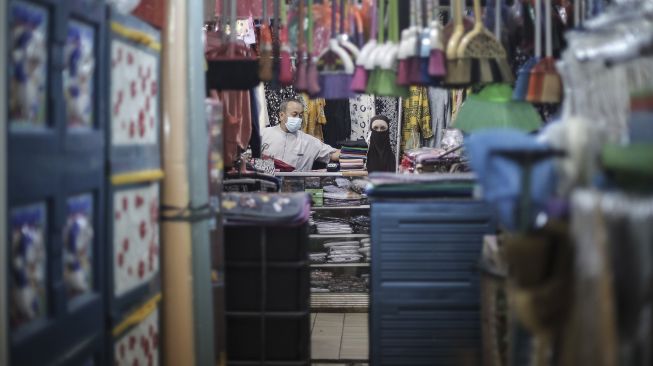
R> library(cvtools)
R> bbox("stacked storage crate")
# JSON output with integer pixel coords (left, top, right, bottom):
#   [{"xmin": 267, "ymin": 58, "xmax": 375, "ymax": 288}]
[
  {"xmin": 106, "ymin": 10, "xmax": 163, "ymax": 366},
  {"xmin": 224, "ymin": 213, "xmax": 311, "ymax": 365},
  {"xmin": 6, "ymin": 0, "xmax": 108, "ymax": 363}
]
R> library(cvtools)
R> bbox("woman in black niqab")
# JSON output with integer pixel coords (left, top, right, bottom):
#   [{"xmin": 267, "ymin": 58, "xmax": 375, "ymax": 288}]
[{"xmin": 366, "ymin": 115, "xmax": 396, "ymax": 172}]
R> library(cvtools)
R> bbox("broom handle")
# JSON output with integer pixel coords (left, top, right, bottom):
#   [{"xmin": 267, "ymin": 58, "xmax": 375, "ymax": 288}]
[
  {"xmin": 545, "ymin": 0, "xmax": 552, "ymax": 58},
  {"xmin": 371, "ymin": 0, "xmax": 378, "ymax": 40},
  {"xmin": 494, "ymin": 0, "xmax": 501, "ymax": 39},
  {"xmin": 308, "ymin": 0, "xmax": 314, "ymax": 54},
  {"xmin": 391, "ymin": 0, "xmax": 399, "ymax": 42},
  {"xmin": 230, "ymin": 0, "xmax": 236, "ymax": 41},
  {"xmin": 535, "ymin": 0, "xmax": 542, "ymax": 58},
  {"xmin": 298, "ymin": 0, "xmax": 305, "ymax": 53},
  {"xmin": 340, "ymin": 0, "xmax": 346, "ymax": 34},
  {"xmin": 332, "ymin": 0, "xmax": 337, "ymax": 39},
  {"xmin": 472, "ymin": 0, "xmax": 482, "ymax": 31},
  {"xmin": 377, "ymin": 0, "xmax": 385, "ymax": 43},
  {"xmin": 263, "ymin": 0, "xmax": 268, "ymax": 24}
]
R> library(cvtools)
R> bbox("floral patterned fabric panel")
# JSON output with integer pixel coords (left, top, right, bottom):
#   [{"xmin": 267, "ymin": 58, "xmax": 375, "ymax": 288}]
[
  {"xmin": 349, "ymin": 94, "xmax": 375, "ymax": 142},
  {"xmin": 113, "ymin": 183, "xmax": 160, "ymax": 297},
  {"xmin": 64, "ymin": 21, "xmax": 95, "ymax": 129},
  {"xmin": 10, "ymin": 203, "xmax": 47, "ymax": 329},
  {"xmin": 9, "ymin": 2, "xmax": 48, "ymax": 130},
  {"xmin": 111, "ymin": 40, "xmax": 159, "ymax": 145},
  {"xmin": 64, "ymin": 194, "xmax": 94, "ymax": 299},
  {"xmin": 264, "ymin": 83, "xmax": 298, "ymax": 127},
  {"xmin": 374, "ymin": 96, "xmax": 400, "ymax": 157},
  {"xmin": 114, "ymin": 307, "xmax": 159, "ymax": 366}
]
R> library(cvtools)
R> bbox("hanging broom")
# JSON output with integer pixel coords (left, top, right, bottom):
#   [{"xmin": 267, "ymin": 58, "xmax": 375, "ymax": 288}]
[
  {"xmin": 375, "ymin": 0, "xmax": 409, "ymax": 97},
  {"xmin": 428, "ymin": 0, "xmax": 447, "ymax": 80},
  {"xmin": 444, "ymin": 0, "xmax": 470, "ymax": 86},
  {"xmin": 513, "ymin": 0, "xmax": 540, "ymax": 100},
  {"xmin": 527, "ymin": 0, "xmax": 561, "ymax": 103},
  {"xmin": 317, "ymin": 0, "xmax": 356, "ymax": 99},
  {"xmin": 278, "ymin": 0, "xmax": 294, "ymax": 86},
  {"xmin": 306, "ymin": 0, "xmax": 321, "ymax": 96},
  {"xmin": 259, "ymin": 0, "xmax": 274, "ymax": 82}
]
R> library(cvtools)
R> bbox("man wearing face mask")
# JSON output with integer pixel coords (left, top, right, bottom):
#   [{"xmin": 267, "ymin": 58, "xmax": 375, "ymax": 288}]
[{"xmin": 261, "ymin": 98, "xmax": 340, "ymax": 171}]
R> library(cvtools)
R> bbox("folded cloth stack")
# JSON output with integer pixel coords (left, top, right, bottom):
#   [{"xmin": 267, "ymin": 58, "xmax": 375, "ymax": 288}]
[
  {"xmin": 324, "ymin": 241, "xmax": 363, "ymax": 263},
  {"xmin": 311, "ymin": 270, "xmax": 334, "ymax": 293},
  {"xmin": 359, "ymin": 238, "xmax": 371, "ymax": 262},
  {"xmin": 222, "ymin": 192, "xmax": 311, "ymax": 226},
  {"xmin": 339, "ymin": 140, "xmax": 369, "ymax": 172},
  {"xmin": 310, "ymin": 252, "xmax": 328, "ymax": 263},
  {"xmin": 351, "ymin": 215, "xmax": 371, "ymax": 234},
  {"xmin": 313, "ymin": 217, "xmax": 353, "ymax": 234}
]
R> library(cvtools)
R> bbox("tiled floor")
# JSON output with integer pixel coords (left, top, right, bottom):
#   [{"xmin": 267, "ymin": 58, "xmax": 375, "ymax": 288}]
[{"xmin": 311, "ymin": 313, "xmax": 369, "ymax": 363}]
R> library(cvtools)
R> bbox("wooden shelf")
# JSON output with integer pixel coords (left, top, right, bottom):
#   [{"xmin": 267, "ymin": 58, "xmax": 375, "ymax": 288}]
[
  {"xmin": 312, "ymin": 205, "xmax": 370, "ymax": 211},
  {"xmin": 310, "ymin": 234, "xmax": 370, "ymax": 239},
  {"xmin": 311, "ymin": 263, "xmax": 370, "ymax": 268},
  {"xmin": 311, "ymin": 293, "xmax": 369, "ymax": 312}
]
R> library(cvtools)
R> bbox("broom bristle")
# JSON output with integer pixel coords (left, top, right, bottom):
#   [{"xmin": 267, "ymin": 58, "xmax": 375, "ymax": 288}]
[
  {"xmin": 295, "ymin": 62, "xmax": 308, "ymax": 92},
  {"xmin": 428, "ymin": 50, "xmax": 446, "ymax": 77},
  {"xmin": 498, "ymin": 59, "xmax": 514, "ymax": 84},
  {"xmin": 540, "ymin": 73, "xmax": 562, "ymax": 103},
  {"xmin": 350, "ymin": 66, "xmax": 368, "ymax": 93},
  {"xmin": 445, "ymin": 59, "xmax": 471, "ymax": 86},
  {"xmin": 479, "ymin": 59, "xmax": 494, "ymax": 84},
  {"xmin": 526, "ymin": 71, "xmax": 545, "ymax": 103},
  {"xmin": 320, "ymin": 74, "xmax": 356, "ymax": 99},
  {"xmin": 307, "ymin": 63, "xmax": 322, "ymax": 96},
  {"xmin": 279, "ymin": 51, "xmax": 293, "ymax": 86},
  {"xmin": 397, "ymin": 60, "xmax": 411, "ymax": 86}
]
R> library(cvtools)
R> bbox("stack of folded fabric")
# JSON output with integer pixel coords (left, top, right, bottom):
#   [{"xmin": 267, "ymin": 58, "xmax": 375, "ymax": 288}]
[
  {"xmin": 351, "ymin": 215, "xmax": 371, "ymax": 234},
  {"xmin": 359, "ymin": 238, "xmax": 371, "ymax": 262},
  {"xmin": 313, "ymin": 217, "xmax": 353, "ymax": 234},
  {"xmin": 310, "ymin": 252, "xmax": 328, "ymax": 264},
  {"xmin": 339, "ymin": 140, "xmax": 369, "ymax": 172},
  {"xmin": 324, "ymin": 241, "xmax": 363, "ymax": 263},
  {"xmin": 311, "ymin": 270, "xmax": 333, "ymax": 293}
]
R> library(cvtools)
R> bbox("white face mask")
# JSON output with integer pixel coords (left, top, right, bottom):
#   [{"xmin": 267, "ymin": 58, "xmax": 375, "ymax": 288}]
[{"xmin": 285, "ymin": 116, "xmax": 302, "ymax": 133}]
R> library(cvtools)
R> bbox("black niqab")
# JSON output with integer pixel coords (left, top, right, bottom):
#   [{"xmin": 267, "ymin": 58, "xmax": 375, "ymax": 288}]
[{"xmin": 367, "ymin": 130, "xmax": 396, "ymax": 172}]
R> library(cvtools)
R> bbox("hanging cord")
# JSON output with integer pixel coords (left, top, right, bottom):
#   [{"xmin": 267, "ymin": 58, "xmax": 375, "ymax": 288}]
[
  {"xmin": 298, "ymin": 0, "xmax": 305, "ymax": 54},
  {"xmin": 390, "ymin": 0, "xmax": 399, "ymax": 42},
  {"xmin": 159, "ymin": 202, "xmax": 217, "ymax": 222},
  {"xmin": 308, "ymin": 0, "xmax": 315, "ymax": 55},
  {"xmin": 545, "ymin": 0, "xmax": 552, "ymax": 58},
  {"xmin": 494, "ymin": 0, "xmax": 501, "ymax": 39},
  {"xmin": 340, "ymin": 0, "xmax": 346, "ymax": 35},
  {"xmin": 535, "ymin": 0, "xmax": 542, "ymax": 58},
  {"xmin": 371, "ymin": 0, "xmax": 378, "ymax": 40},
  {"xmin": 331, "ymin": 0, "xmax": 337, "ymax": 39},
  {"xmin": 377, "ymin": 0, "xmax": 385, "ymax": 43}
]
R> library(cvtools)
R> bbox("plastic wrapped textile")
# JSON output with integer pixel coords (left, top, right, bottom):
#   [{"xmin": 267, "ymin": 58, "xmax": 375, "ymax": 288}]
[{"xmin": 221, "ymin": 192, "xmax": 310, "ymax": 226}]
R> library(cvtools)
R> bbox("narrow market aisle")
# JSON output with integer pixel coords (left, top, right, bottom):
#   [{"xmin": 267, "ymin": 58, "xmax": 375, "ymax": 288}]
[{"xmin": 311, "ymin": 313, "xmax": 369, "ymax": 364}]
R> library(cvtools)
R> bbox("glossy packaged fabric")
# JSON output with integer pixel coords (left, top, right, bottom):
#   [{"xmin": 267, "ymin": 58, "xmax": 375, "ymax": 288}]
[{"xmin": 222, "ymin": 192, "xmax": 311, "ymax": 226}]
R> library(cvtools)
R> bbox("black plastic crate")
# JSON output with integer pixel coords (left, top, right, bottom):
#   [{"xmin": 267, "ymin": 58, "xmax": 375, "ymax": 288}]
[{"xmin": 224, "ymin": 222, "xmax": 311, "ymax": 365}]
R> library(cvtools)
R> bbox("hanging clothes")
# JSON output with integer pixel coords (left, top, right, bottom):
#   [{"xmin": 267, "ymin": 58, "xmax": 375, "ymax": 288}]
[
  {"xmin": 401, "ymin": 87, "xmax": 433, "ymax": 153},
  {"xmin": 300, "ymin": 94, "xmax": 327, "ymax": 141},
  {"xmin": 254, "ymin": 83, "xmax": 270, "ymax": 128},
  {"xmin": 349, "ymin": 95, "xmax": 376, "ymax": 142},
  {"xmin": 216, "ymin": 90, "xmax": 253, "ymax": 168},
  {"xmin": 322, "ymin": 99, "xmax": 352, "ymax": 147},
  {"xmin": 374, "ymin": 96, "xmax": 400, "ymax": 158},
  {"xmin": 426, "ymin": 87, "xmax": 452, "ymax": 148},
  {"xmin": 264, "ymin": 82, "xmax": 299, "ymax": 126},
  {"xmin": 249, "ymin": 88, "xmax": 262, "ymax": 158}
]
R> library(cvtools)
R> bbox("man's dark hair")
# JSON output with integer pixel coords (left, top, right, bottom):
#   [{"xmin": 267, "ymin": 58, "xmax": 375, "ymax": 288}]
[{"xmin": 280, "ymin": 98, "xmax": 304, "ymax": 113}]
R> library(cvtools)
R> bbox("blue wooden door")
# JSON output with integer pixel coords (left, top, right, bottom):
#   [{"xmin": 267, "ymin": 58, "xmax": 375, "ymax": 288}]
[{"xmin": 6, "ymin": 0, "xmax": 108, "ymax": 364}]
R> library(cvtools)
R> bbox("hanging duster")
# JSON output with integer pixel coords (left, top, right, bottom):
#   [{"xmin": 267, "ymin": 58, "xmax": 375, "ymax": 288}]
[
  {"xmin": 374, "ymin": 0, "xmax": 409, "ymax": 97},
  {"xmin": 259, "ymin": 0, "xmax": 274, "ymax": 81},
  {"xmin": 306, "ymin": 0, "xmax": 322, "ymax": 96},
  {"xmin": 397, "ymin": 0, "xmax": 420, "ymax": 86},
  {"xmin": 278, "ymin": 0, "xmax": 294, "ymax": 86},
  {"xmin": 513, "ymin": 0, "xmax": 541, "ymax": 100},
  {"xmin": 350, "ymin": 0, "xmax": 377, "ymax": 92},
  {"xmin": 428, "ymin": 0, "xmax": 447, "ymax": 79},
  {"xmin": 294, "ymin": 0, "xmax": 309, "ymax": 92},
  {"xmin": 527, "ymin": 0, "xmax": 562, "ymax": 103}
]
